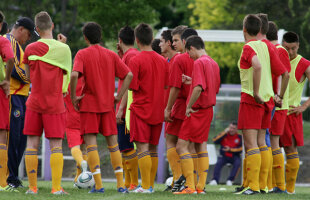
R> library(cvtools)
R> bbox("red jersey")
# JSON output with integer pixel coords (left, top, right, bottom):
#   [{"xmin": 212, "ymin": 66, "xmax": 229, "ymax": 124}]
[
  {"xmin": 164, "ymin": 53, "xmax": 178, "ymax": 107},
  {"xmin": 129, "ymin": 51, "xmax": 168, "ymax": 125},
  {"xmin": 189, "ymin": 55, "xmax": 220, "ymax": 109},
  {"xmin": 272, "ymin": 44, "xmax": 291, "ymax": 93},
  {"xmin": 116, "ymin": 48, "xmax": 139, "ymax": 118},
  {"xmin": 64, "ymin": 78, "xmax": 84, "ymax": 129},
  {"xmin": 23, "ymin": 42, "xmax": 65, "ymax": 114},
  {"xmin": 0, "ymin": 36, "xmax": 14, "ymax": 63},
  {"xmin": 169, "ymin": 53, "xmax": 194, "ymax": 120},
  {"xmin": 73, "ymin": 45, "xmax": 130, "ymax": 113},
  {"xmin": 295, "ymin": 57, "xmax": 310, "ymax": 82}
]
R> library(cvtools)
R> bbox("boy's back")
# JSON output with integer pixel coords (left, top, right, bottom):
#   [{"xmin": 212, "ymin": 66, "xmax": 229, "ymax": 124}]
[
  {"xmin": 129, "ymin": 51, "xmax": 168, "ymax": 125},
  {"xmin": 73, "ymin": 45, "xmax": 129, "ymax": 113}
]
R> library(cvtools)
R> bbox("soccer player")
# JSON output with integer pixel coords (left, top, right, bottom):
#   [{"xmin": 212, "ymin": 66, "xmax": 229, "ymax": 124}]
[
  {"xmin": 0, "ymin": 11, "xmax": 16, "ymax": 192},
  {"xmin": 266, "ymin": 21, "xmax": 291, "ymax": 193},
  {"xmin": 174, "ymin": 35, "xmax": 220, "ymax": 194},
  {"xmin": 128, "ymin": 23, "xmax": 168, "ymax": 193},
  {"xmin": 4, "ymin": 17, "xmax": 36, "ymax": 188},
  {"xmin": 164, "ymin": 27, "xmax": 198, "ymax": 192},
  {"xmin": 116, "ymin": 25, "xmax": 139, "ymax": 191},
  {"xmin": 281, "ymin": 31, "xmax": 310, "ymax": 194},
  {"xmin": 255, "ymin": 13, "xmax": 289, "ymax": 193},
  {"xmin": 23, "ymin": 11, "xmax": 72, "ymax": 195},
  {"xmin": 70, "ymin": 22, "xmax": 133, "ymax": 194},
  {"xmin": 151, "ymin": 38, "xmax": 162, "ymax": 55}
]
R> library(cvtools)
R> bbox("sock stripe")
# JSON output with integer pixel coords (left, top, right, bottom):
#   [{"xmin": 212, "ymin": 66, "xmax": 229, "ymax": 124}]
[
  {"xmin": 124, "ymin": 152, "xmax": 137, "ymax": 160},
  {"xmin": 167, "ymin": 147, "xmax": 176, "ymax": 151},
  {"xmin": 259, "ymin": 146, "xmax": 269, "ymax": 152},
  {"xmin": 247, "ymin": 149, "xmax": 260, "ymax": 156},
  {"xmin": 108, "ymin": 145, "xmax": 120, "ymax": 152},
  {"xmin": 51, "ymin": 148, "xmax": 62, "ymax": 154},
  {"xmin": 138, "ymin": 151, "xmax": 150, "ymax": 159},
  {"xmin": 150, "ymin": 152, "xmax": 158, "ymax": 157},
  {"xmin": 0, "ymin": 144, "xmax": 7, "ymax": 150},
  {"xmin": 180, "ymin": 153, "xmax": 192, "ymax": 160},
  {"xmin": 191, "ymin": 154, "xmax": 198, "ymax": 158},
  {"xmin": 87, "ymin": 146, "xmax": 98, "ymax": 153},
  {"xmin": 198, "ymin": 153, "xmax": 209, "ymax": 158},
  {"xmin": 287, "ymin": 153, "xmax": 299, "ymax": 159},
  {"xmin": 25, "ymin": 151, "xmax": 38, "ymax": 155},
  {"xmin": 272, "ymin": 149, "xmax": 282, "ymax": 155}
]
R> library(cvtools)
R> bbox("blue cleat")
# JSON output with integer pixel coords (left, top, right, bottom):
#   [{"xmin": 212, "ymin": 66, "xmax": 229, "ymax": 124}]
[
  {"xmin": 88, "ymin": 185, "xmax": 105, "ymax": 193},
  {"xmin": 118, "ymin": 187, "xmax": 129, "ymax": 193}
]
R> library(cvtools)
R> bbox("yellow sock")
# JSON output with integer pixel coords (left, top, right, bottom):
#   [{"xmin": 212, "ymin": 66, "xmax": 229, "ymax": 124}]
[
  {"xmin": 267, "ymin": 147, "xmax": 273, "ymax": 190},
  {"xmin": 122, "ymin": 156, "xmax": 131, "ymax": 188},
  {"xmin": 191, "ymin": 153, "xmax": 198, "ymax": 185},
  {"xmin": 196, "ymin": 151, "xmax": 209, "ymax": 190},
  {"xmin": 150, "ymin": 152, "xmax": 158, "ymax": 188},
  {"xmin": 25, "ymin": 148, "xmax": 38, "ymax": 190},
  {"xmin": 50, "ymin": 147, "xmax": 63, "ymax": 191},
  {"xmin": 74, "ymin": 165, "xmax": 82, "ymax": 182},
  {"xmin": 87, "ymin": 145, "xmax": 102, "ymax": 190},
  {"xmin": 272, "ymin": 148, "xmax": 285, "ymax": 191},
  {"xmin": 167, "ymin": 147, "xmax": 182, "ymax": 183},
  {"xmin": 71, "ymin": 147, "xmax": 83, "ymax": 167},
  {"xmin": 108, "ymin": 144, "xmax": 124, "ymax": 188},
  {"xmin": 123, "ymin": 149, "xmax": 139, "ymax": 186},
  {"xmin": 285, "ymin": 152, "xmax": 299, "ymax": 193},
  {"xmin": 242, "ymin": 156, "xmax": 249, "ymax": 187},
  {"xmin": 259, "ymin": 146, "xmax": 270, "ymax": 190},
  {"xmin": 82, "ymin": 153, "xmax": 88, "ymax": 161},
  {"xmin": 246, "ymin": 148, "xmax": 261, "ymax": 191},
  {"xmin": 138, "ymin": 151, "xmax": 151, "ymax": 189},
  {"xmin": 180, "ymin": 153, "xmax": 195, "ymax": 190},
  {"xmin": 0, "ymin": 144, "xmax": 8, "ymax": 187}
]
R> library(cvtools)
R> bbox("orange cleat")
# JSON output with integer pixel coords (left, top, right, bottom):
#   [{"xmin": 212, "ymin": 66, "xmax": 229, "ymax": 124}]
[
  {"xmin": 173, "ymin": 187, "xmax": 197, "ymax": 194},
  {"xmin": 128, "ymin": 184, "xmax": 137, "ymax": 191}
]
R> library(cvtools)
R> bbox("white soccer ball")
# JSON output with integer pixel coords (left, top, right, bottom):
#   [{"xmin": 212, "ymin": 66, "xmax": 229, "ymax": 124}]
[
  {"xmin": 165, "ymin": 177, "xmax": 173, "ymax": 187},
  {"xmin": 76, "ymin": 171, "xmax": 95, "ymax": 189}
]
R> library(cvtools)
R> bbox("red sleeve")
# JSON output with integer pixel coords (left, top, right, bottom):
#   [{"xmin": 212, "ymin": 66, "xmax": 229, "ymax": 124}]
[
  {"xmin": 295, "ymin": 58, "xmax": 310, "ymax": 82},
  {"xmin": 192, "ymin": 60, "xmax": 206, "ymax": 90},
  {"xmin": 23, "ymin": 46, "xmax": 30, "ymax": 65},
  {"xmin": 128, "ymin": 57, "xmax": 139, "ymax": 91},
  {"xmin": 169, "ymin": 56, "xmax": 183, "ymax": 88},
  {"xmin": 269, "ymin": 46, "xmax": 286, "ymax": 76},
  {"xmin": 240, "ymin": 45, "xmax": 256, "ymax": 69},
  {"xmin": 0, "ymin": 37, "xmax": 14, "ymax": 62},
  {"xmin": 165, "ymin": 61, "xmax": 169, "ymax": 88},
  {"xmin": 73, "ymin": 51, "xmax": 84, "ymax": 74},
  {"xmin": 278, "ymin": 48, "xmax": 291, "ymax": 73},
  {"xmin": 114, "ymin": 54, "xmax": 130, "ymax": 80}
]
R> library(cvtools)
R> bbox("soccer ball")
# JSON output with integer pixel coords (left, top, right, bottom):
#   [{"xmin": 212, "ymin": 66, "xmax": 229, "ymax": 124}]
[
  {"xmin": 76, "ymin": 171, "xmax": 95, "ymax": 189},
  {"xmin": 165, "ymin": 177, "xmax": 173, "ymax": 187}
]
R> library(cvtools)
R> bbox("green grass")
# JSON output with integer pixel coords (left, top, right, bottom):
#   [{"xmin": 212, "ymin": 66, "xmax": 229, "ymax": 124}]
[{"xmin": 2, "ymin": 181, "xmax": 309, "ymax": 200}]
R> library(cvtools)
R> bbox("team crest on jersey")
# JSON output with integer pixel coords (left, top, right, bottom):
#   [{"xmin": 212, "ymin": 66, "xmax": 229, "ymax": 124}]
[
  {"xmin": 235, "ymin": 139, "xmax": 239, "ymax": 144},
  {"xmin": 14, "ymin": 110, "xmax": 21, "ymax": 118}
]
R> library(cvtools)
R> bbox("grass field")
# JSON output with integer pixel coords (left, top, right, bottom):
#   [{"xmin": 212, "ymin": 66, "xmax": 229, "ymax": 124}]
[{"xmin": 2, "ymin": 181, "xmax": 309, "ymax": 200}]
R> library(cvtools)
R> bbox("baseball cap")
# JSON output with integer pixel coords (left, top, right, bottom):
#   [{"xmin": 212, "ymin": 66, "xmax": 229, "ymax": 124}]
[{"xmin": 15, "ymin": 17, "xmax": 39, "ymax": 36}]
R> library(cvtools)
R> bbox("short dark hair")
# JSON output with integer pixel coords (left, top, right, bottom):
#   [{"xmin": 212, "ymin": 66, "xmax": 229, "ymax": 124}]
[
  {"xmin": 266, "ymin": 21, "xmax": 278, "ymax": 41},
  {"xmin": 243, "ymin": 14, "xmax": 261, "ymax": 36},
  {"xmin": 83, "ymin": 22, "xmax": 102, "ymax": 44},
  {"xmin": 283, "ymin": 31, "xmax": 299, "ymax": 43},
  {"xmin": 151, "ymin": 39, "xmax": 161, "ymax": 55},
  {"xmin": 0, "ymin": 11, "xmax": 4, "ymax": 23},
  {"xmin": 256, "ymin": 13, "xmax": 269, "ymax": 35},
  {"xmin": 134, "ymin": 23, "xmax": 153, "ymax": 46},
  {"xmin": 118, "ymin": 25, "xmax": 135, "ymax": 45},
  {"xmin": 185, "ymin": 35, "xmax": 205, "ymax": 50},
  {"xmin": 0, "ymin": 21, "xmax": 8, "ymax": 35},
  {"xmin": 161, "ymin": 29, "xmax": 174, "ymax": 49},
  {"xmin": 171, "ymin": 25, "xmax": 188, "ymax": 36},
  {"xmin": 231, "ymin": 121, "xmax": 238, "ymax": 126},
  {"xmin": 181, "ymin": 28, "xmax": 198, "ymax": 41}
]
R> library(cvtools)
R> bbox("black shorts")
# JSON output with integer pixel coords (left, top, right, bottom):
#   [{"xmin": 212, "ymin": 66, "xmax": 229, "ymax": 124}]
[{"xmin": 117, "ymin": 119, "xmax": 134, "ymax": 152}]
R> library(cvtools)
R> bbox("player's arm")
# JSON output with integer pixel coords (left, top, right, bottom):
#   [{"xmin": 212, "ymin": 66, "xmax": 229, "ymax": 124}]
[
  {"xmin": 251, "ymin": 55, "xmax": 264, "ymax": 104},
  {"xmin": 165, "ymin": 87, "xmax": 180, "ymax": 122},
  {"xmin": 0, "ymin": 58, "xmax": 14, "ymax": 97},
  {"xmin": 70, "ymin": 71, "xmax": 84, "ymax": 111},
  {"xmin": 289, "ymin": 66, "xmax": 310, "ymax": 115},
  {"xmin": 277, "ymin": 71, "xmax": 289, "ymax": 104},
  {"xmin": 212, "ymin": 131, "xmax": 227, "ymax": 144},
  {"xmin": 116, "ymin": 90, "xmax": 128, "ymax": 124},
  {"xmin": 115, "ymin": 71, "xmax": 133, "ymax": 104},
  {"xmin": 185, "ymin": 85, "xmax": 202, "ymax": 117}
]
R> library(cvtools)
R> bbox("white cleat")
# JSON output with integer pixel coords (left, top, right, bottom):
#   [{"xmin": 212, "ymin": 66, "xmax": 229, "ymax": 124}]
[
  {"xmin": 226, "ymin": 180, "xmax": 233, "ymax": 186},
  {"xmin": 209, "ymin": 180, "xmax": 218, "ymax": 185}
]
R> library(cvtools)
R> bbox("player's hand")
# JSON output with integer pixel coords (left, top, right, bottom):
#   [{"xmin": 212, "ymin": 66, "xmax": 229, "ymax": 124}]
[
  {"xmin": 274, "ymin": 94, "xmax": 283, "ymax": 108},
  {"xmin": 114, "ymin": 96, "xmax": 122, "ymax": 104},
  {"xmin": 116, "ymin": 109, "xmax": 124, "ymax": 124},
  {"xmin": 182, "ymin": 74, "xmax": 192, "ymax": 85},
  {"xmin": 164, "ymin": 108, "xmax": 173, "ymax": 122},
  {"xmin": 0, "ymin": 80, "xmax": 10, "ymax": 98},
  {"xmin": 253, "ymin": 93, "xmax": 264, "ymax": 104},
  {"xmin": 185, "ymin": 107, "xmax": 198, "ymax": 117},
  {"xmin": 223, "ymin": 146, "xmax": 230, "ymax": 152},
  {"xmin": 289, "ymin": 105, "xmax": 306, "ymax": 115},
  {"xmin": 224, "ymin": 127, "xmax": 229, "ymax": 133},
  {"xmin": 63, "ymin": 91, "xmax": 68, "ymax": 97},
  {"xmin": 72, "ymin": 94, "xmax": 84, "ymax": 111},
  {"xmin": 117, "ymin": 43, "xmax": 124, "ymax": 58},
  {"xmin": 57, "ymin": 33, "xmax": 67, "ymax": 43}
]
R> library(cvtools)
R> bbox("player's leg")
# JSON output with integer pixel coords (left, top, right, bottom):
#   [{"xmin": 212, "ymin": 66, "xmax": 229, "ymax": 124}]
[
  {"xmin": 149, "ymin": 144, "xmax": 158, "ymax": 189},
  {"xmin": 258, "ymin": 129, "xmax": 270, "ymax": 192},
  {"xmin": 189, "ymin": 142, "xmax": 198, "ymax": 186},
  {"xmin": 210, "ymin": 156, "xmax": 226, "ymax": 185},
  {"xmin": 166, "ymin": 133, "xmax": 182, "ymax": 183},
  {"xmin": 136, "ymin": 141, "xmax": 151, "ymax": 190},
  {"xmin": 284, "ymin": 139, "xmax": 299, "ymax": 194},
  {"xmin": 195, "ymin": 142, "xmax": 209, "ymax": 192},
  {"xmin": 49, "ymin": 138, "xmax": 65, "ymax": 193},
  {"xmin": 270, "ymin": 135, "xmax": 285, "ymax": 191}
]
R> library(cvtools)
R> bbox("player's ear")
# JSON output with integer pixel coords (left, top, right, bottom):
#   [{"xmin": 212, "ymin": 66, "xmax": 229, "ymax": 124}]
[{"xmin": 51, "ymin": 23, "xmax": 54, "ymax": 30}]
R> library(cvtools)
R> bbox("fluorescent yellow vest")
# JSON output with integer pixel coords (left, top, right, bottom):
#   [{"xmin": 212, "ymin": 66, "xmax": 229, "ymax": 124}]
[
  {"xmin": 0, "ymin": 56, "xmax": 5, "ymax": 82},
  {"xmin": 288, "ymin": 55, "xmax": 304, "ymax": 108},
  {"xmin": 238, "ymin": 40, "xmax": 274, "ymax": 102},
  {"xmin": 275, "ymin": 45, "xmax": 289, "ymax": 110},
  {"xmin": 125, "ymin": 90, "xmax": 133, "ymax": 131},
  {"xmin": 28, "ymin": 39, "xmax": 72, "ymax": 93}
]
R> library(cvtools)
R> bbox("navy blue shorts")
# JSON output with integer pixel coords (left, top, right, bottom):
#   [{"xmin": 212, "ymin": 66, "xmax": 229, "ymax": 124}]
[{"xmin": 117, "ymin": 118, "xmax": 134, "ymax": 152}]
